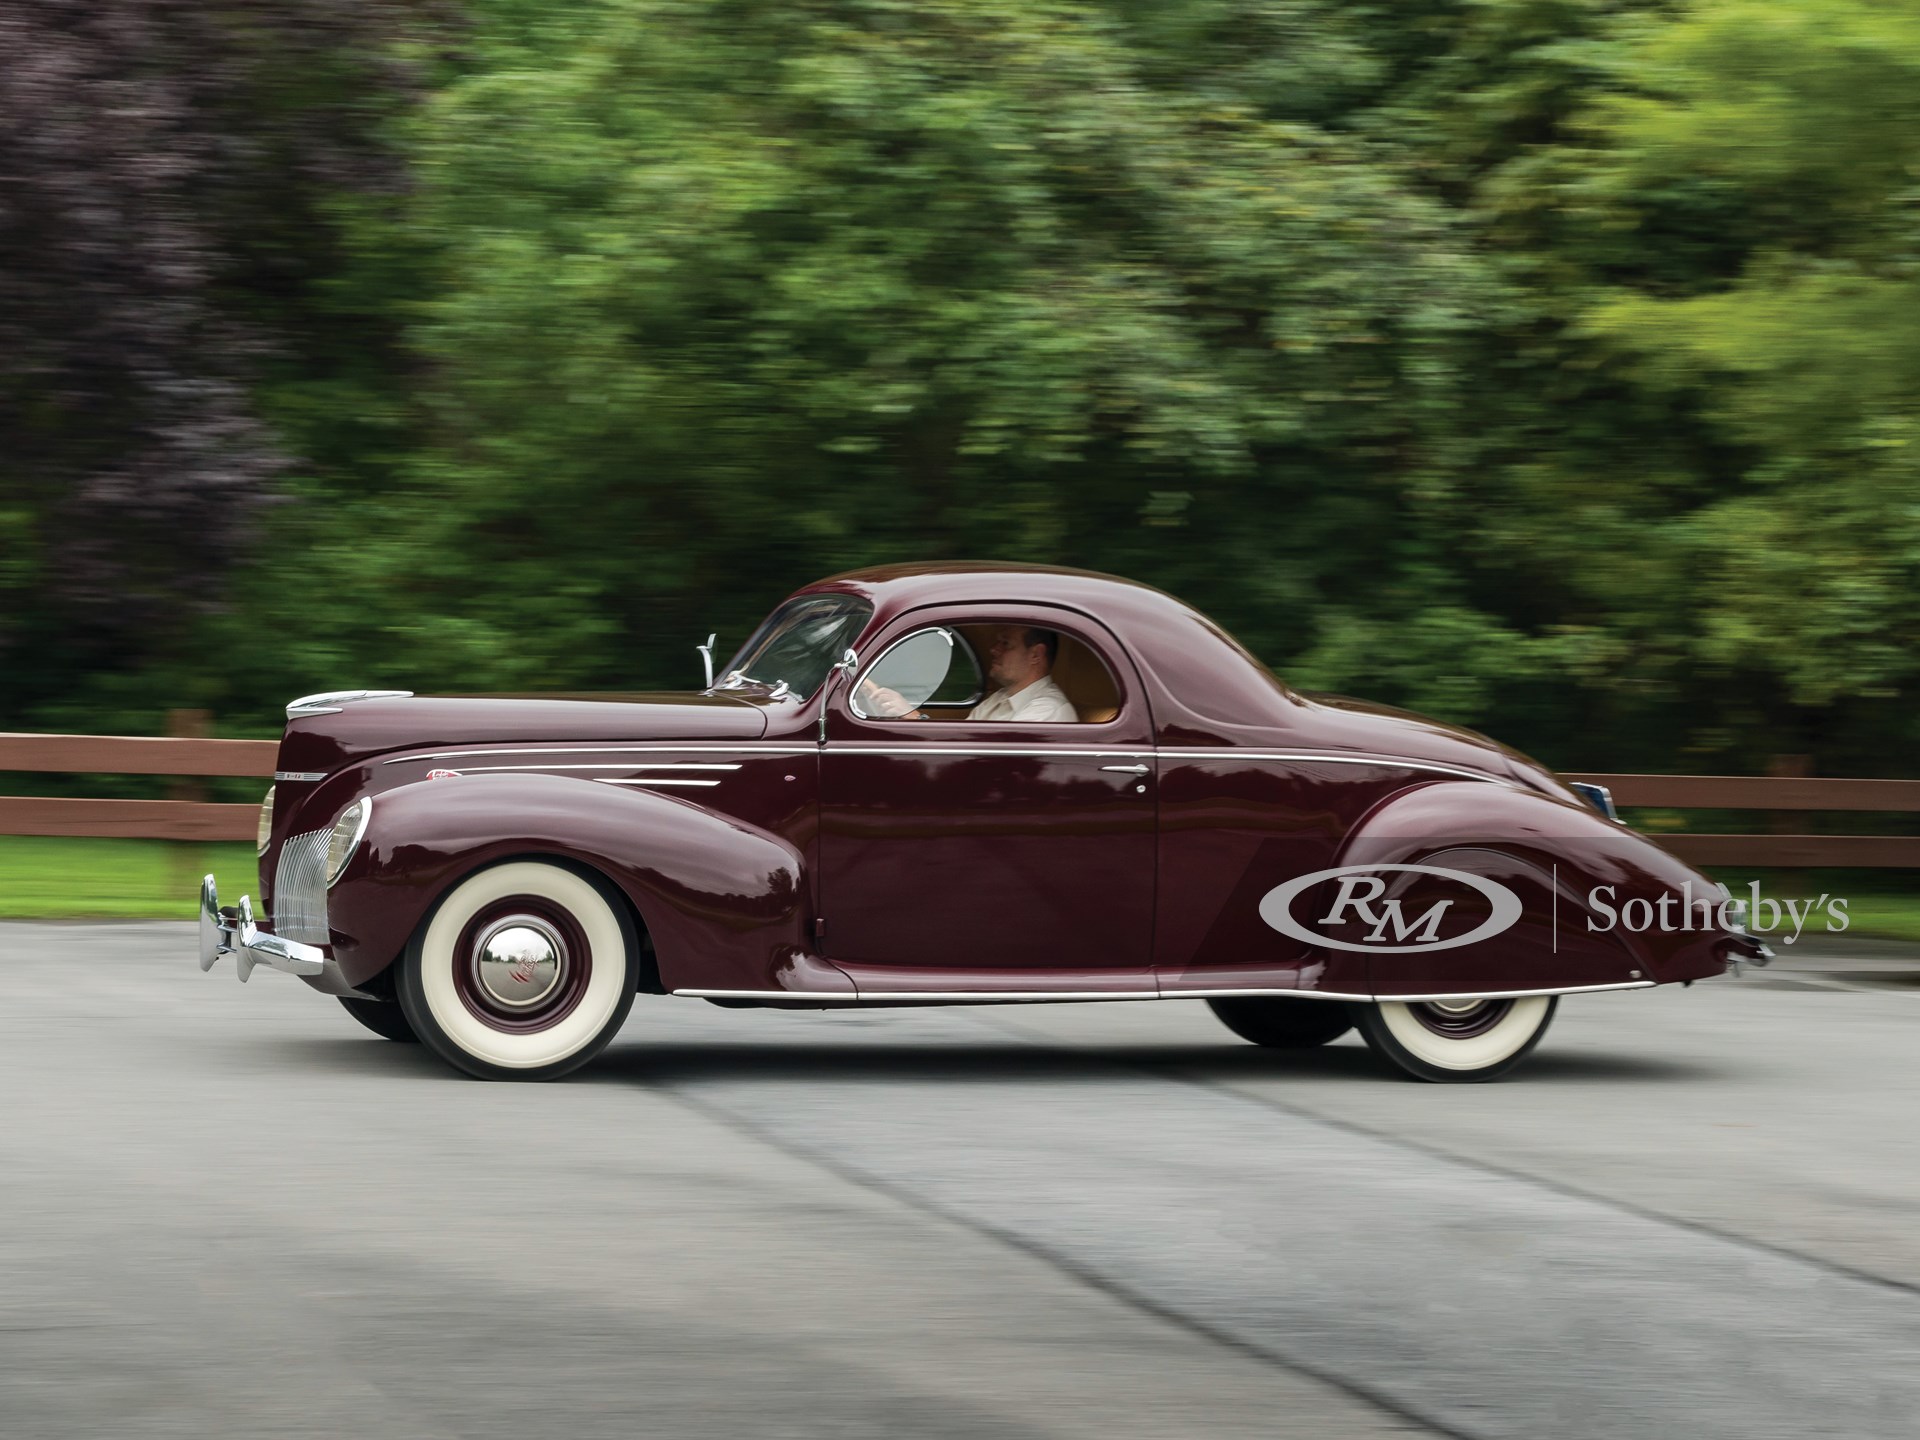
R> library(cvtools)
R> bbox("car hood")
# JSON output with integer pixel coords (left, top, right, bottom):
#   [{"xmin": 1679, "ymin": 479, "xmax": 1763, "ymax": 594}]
[{"xmin": 276, "ymin": 692, "xmax": 767, "ymax": 777}]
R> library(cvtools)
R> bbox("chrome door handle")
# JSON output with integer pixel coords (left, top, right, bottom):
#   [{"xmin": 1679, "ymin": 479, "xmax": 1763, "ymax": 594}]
[{"xmin": 1100, "ymin": 764, "xmax": 1151, "ymax": 775}]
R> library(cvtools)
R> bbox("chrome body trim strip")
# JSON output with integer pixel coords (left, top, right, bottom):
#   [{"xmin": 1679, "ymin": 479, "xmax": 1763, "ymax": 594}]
[
  {"xmin": 829, "ymin": 747, "xmax": 1154, "ymax": 758},
  {"xmin": 1170, "ymin": 981, "xmax": 1656, "ymax": 1002},
  {"xmin": 673, "ymin": 979, "xmax": 1657, "ymax": 1004},
  {"xmin": 1157, "ymin": 750, "xmax": 1507, "ymax": 785},
  {"xmin": 594, "ymin": 778, "xmax": 722, "ymax": 788},
  {"xmin": 1387, "ymin": 981, "xmax": 1657, "ymax": 1001},
  {"xmin": 828, "ymin": 748, "xmax": 1498, "ymax": 784},
  {"xmin": 673, "ymin": 988, "xmax": 1164, "ymax": 1003},
  {"xmin": 378, "ymin": 743, "xmax": 1502, "ymax": 785},
  {"xmin": 453, "ymin": 762, "xmax": 741, "ymax": 773},
  {"xmin": 1166, "ymin": 989, "xmax": 1373, "ymax": 1001},
  {"xmin": 382, "ymin": 745, "xmax": 815, "ymax": 764},
  {"xmin": 851, "ymin": 990, "xmax": 1165, "ymax": 1002},
  {"xmin": 274, "ymin": 770, "xmax": 328, "ymax": 783},
  {"xmin": 673, "ymin": 990, "xmax": 816, "ymax": 1000}
]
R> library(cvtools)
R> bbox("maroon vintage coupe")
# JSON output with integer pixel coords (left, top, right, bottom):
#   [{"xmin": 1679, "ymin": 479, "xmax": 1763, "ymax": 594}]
[{"xmin": 199, "ymin": 563, "xmax": 1766, "ymax": 1082}]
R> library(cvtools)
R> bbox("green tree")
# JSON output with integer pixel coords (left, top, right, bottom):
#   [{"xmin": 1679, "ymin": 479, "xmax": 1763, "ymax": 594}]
[
  {"xmin": 216, "ymin": 0, "xmax": 1498, "ymax": 723},
  {"xmin": 31, "ymin": 0, "xmax": 1920, "ymax": 781},
  {"xmin": 0, "ymin": 2, "xmax": 427, "ymax": 735},
  {"xmin": 1581, "ymin": 0, "xmax": 1920, "ymax": 731}
]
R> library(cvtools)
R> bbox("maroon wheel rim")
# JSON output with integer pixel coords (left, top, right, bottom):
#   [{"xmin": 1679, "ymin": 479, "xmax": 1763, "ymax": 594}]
[
  {"xmin": 1407, "ymin": 998, "xmax": 1513, "ymax": 1039},
  {"xmin": 450, "ymin": 895, "xmax": 593, "ymax": 1034}
]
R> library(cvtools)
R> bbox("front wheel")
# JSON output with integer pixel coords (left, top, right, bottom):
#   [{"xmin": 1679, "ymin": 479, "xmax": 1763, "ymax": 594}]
[
  {"xmin": 1352, "ymin": 996, "xmax": 1557, "ymax": 1083},
  {"xmin": 397, "ymin": 860, "xmax": 638, "ymax": 1081}
]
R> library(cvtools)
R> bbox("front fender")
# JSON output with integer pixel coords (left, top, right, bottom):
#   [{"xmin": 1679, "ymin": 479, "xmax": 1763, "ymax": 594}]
[
  {"xmin": 323, "ymin": 773, "xmax": 844, "ymax": 995},
  {"xmin": 1332, "ymin": 781, "xmax": 1734, "ymax": 997}
]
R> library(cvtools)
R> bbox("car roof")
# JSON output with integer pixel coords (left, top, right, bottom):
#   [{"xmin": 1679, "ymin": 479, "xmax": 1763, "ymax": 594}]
[
  {"xmin": 794, "ymin": 561, "xmax": 1300, "ymax": 740},
  {"xmin": 804, "ymin": 560, "xmax": 1185, "ymax": 617}
]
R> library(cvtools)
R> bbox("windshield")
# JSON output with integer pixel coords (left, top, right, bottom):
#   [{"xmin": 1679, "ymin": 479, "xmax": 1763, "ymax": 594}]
[{"xmin": 721, "ymin": 594, "xmax": 873, "ymax": 697}]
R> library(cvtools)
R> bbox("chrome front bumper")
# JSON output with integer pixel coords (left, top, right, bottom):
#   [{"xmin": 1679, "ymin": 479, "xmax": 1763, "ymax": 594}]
[{"xmin": 197, "ymin": 875, "xmax": 365, "ymax": 993}]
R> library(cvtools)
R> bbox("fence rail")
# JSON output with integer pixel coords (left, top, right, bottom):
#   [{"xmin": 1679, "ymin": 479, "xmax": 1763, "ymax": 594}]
[
  {"xmin": 1553, "ymin": 772, "xmax": 1920, "ymax": 869},
  {"xmin": 0, "ymin": 729, "xmax": 276, "ymax": 842},
  {"xmin": 0, "ymin": 733, "xmax": 278, "ymax": 778},
  {"xmin": 1, "ymin": 730, "xmax": 1917, "ymax": 863}
]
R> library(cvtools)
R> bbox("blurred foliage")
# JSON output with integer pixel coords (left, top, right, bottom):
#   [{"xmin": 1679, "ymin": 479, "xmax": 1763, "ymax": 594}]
[
  {"xmin": 4, "ymin": 0, "xmax": 1919, "ymax": 776},
  {"xmin": 0, "ymin": 1, "xmax": 433, "ymax": 733}
]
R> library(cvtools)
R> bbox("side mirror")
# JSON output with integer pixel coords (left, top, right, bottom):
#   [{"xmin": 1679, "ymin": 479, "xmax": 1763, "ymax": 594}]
[{"xmin": 697, "ymin": 634, "xmax": 717, "ymax": 689}]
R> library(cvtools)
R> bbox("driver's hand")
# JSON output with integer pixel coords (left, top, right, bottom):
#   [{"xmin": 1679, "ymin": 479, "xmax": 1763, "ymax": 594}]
[{"xmin": 857, "ymin": 681, "xmax": 923, "ymax": 719}]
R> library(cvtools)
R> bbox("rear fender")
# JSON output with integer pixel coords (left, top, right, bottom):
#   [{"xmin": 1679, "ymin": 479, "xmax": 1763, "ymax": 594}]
[
  {"xmin": 1328, "ymin": 781, "xmax": 1731, "ymax": 997},
  {"xmin": 323, "ymin": 773, "xmax": 844, "ymax": 995}
]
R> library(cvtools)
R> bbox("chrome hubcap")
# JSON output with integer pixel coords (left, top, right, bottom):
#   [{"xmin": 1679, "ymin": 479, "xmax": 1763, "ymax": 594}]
[
  {"xmin": 473, "ymin": 916, "xmax": 566, "ymax": 1009},
  {"xmin": 1409, "ymin": 996, "xmax": 1513, "ymax": 1039}
]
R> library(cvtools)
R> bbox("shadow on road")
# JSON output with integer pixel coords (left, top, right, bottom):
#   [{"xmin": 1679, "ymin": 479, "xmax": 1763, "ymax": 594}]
[
  {"xmin": 585, "ymin": 1039, "xmax": 1720, "ymax": 1087},
  {"xmin": 228, "ymin": 1030, "xmax": 1725, "ymax": 1088}
]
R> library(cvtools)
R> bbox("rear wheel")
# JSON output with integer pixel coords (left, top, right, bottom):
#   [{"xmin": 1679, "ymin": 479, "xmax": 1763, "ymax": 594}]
[
  {"xmin": 338, "ymin": 995, "xmax": 418, "ymax": 1043},
  {"xmin": 1352, "ymin": 996, "xmax": 1557, "ymax": 1083},
  {"xmin": 1206, "ymin": 997, "xmax": 1353, "ymax": 1049},
  {"xmin": 397, "ymin": 860, "xmax": 638, "ymax": 1082}
]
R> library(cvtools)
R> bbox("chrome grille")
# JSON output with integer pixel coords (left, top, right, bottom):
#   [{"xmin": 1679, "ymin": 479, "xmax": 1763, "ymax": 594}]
[{"xmin": 272, "ymin": 826, "xmax": 332, "ymax": 944}]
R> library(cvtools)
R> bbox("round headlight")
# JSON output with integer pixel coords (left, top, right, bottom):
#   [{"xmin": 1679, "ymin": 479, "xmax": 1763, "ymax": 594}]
[
  {"xmin": 325, "ymin": 798, "xmax": 371, "ymax": 887},
  {"xmin": 257, "ymin": 785, "xmax": 276, "ymax": 855}
]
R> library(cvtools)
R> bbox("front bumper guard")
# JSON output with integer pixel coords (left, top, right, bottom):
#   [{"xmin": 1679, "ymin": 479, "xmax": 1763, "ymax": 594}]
[{"xmin": 198, "ymin": 874, "xmax": 359, "ymax": 989}]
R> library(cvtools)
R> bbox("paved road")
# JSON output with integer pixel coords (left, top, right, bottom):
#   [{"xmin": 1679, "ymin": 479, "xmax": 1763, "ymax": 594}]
[{"xmin": 6, "ymin": 922, "xmax": 1920, "ymax": 1439}]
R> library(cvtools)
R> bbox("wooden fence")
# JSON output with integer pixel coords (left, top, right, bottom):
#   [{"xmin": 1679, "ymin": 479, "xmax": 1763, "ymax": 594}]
[
  {"xmin": 1, "ymin": 727, "xmax": 1918, "ymax": 865},
  {"xmin": 0, "ymin": 727, "xmax": 276, "ymax": 843}
]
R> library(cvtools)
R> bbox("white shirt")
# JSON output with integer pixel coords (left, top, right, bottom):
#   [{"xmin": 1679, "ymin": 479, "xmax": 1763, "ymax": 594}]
[{"xmin": 968, "ymin": 674, "xmax": 1079, "ymax": 723}]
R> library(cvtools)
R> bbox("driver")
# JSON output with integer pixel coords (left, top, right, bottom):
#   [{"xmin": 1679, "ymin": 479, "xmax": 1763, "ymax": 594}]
[
  {"xmin": 967, "ymin": 625, "xmax": 1078, "ymax": 722},
  {"xmin": 859, "ymin": 625, "xmax": 1078, "ymax": 722}
]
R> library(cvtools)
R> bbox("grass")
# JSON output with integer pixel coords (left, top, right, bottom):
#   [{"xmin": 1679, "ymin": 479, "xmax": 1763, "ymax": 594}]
[
  {"xmin": 2, "ymin": 837, "xmax": 1919, "ymax": 942},
  {"xmin": 1827, "ymin": 895, "xmax": 1920, "ymax": 944},
  {"xmin": 1706, "ymin": 868, "xmax": 1920, "ymax": 945},
  {"xmin": 0, "ymin": 837, "xmax": 263, "ymax": 919}
]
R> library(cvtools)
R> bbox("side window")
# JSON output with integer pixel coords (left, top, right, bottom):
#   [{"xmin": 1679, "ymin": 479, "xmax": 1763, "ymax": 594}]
[
  {"xmin": 950, "ymin": 623, "xmax": 1123, "ymax": 725},
  {"xmin": 851, "ymin": 627, "xmax": 985, "ymax": 719}
]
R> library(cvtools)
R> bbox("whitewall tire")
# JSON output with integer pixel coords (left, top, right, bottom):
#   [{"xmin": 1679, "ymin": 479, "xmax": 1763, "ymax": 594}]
[
  {"xmin": 1353, "ymin": 996, "xmax": 1557, "ymax": 1083},
  {"xmin": 397, "ymin": 860, "xmax": 638, "ymax": 1081}
]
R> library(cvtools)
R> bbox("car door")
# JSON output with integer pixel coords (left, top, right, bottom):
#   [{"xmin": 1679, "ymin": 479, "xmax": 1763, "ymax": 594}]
[{"xmin": 817, "ymin": 605, "xmax": 1158, "ymax": 989}]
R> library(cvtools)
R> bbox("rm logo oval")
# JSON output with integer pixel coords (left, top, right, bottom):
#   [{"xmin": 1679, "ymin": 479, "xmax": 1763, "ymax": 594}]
[{"xmin": 1258, "ymin": 863, "xmax": 1524, "ymax": 954}]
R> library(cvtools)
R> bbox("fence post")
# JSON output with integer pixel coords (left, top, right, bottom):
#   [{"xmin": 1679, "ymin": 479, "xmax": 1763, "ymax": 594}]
[
  {"xmin": 1769, "ymin": 754, "xmax": 1813, "ymax": 895},
  {"xmin": 167, "ymin": 710, "xmax": 212, "ymax": 897}
]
